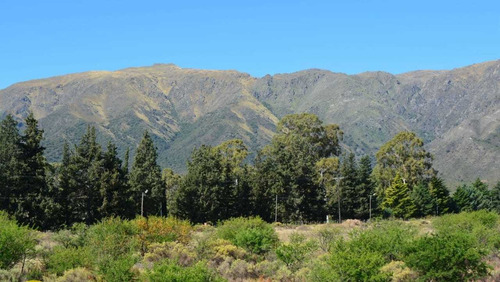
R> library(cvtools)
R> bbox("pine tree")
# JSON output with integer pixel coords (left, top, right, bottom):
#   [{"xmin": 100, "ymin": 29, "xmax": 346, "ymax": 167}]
[
  {"xmin": 68, "ymin": 126, "xmax": 104, "ymax": 224},
  {"xmin": 0, "ymin": 115, "xmax": 23, "ymax": 215},
  {"xmin": 99, "ymin": 141, "xmax": 132, "ymax": 219},
  {"xmin": 491, "ymin": 182, "xmax": 500, "ymax": 213},
  {"xmin": 382, "ymin": 173, "xmax": 416, "ymax": 219},
  {"xmin": 428, "ymin": 176, "xmax": 451, "ymax": 215},
  {"xmin": 411, "ymin": 183, "xmax": 434, "ymax": 217},
  {"xmin": 16, "ymin": 112, "xmax": 51, "ymax": 228},
  {"xmin": 129, "ymin": 131, "xmax": 164, "ymax": 217},
  {"xmin": 338, "ymin": 153, "xmax": 358, "ymax": 220},
  {"xmin": 355, "ymin": 156, "xmax": 374, "ymax": 219}
]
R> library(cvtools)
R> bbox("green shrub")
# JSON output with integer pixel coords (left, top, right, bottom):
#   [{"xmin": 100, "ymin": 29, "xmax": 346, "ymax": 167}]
[
  {"xmin": 315, "ymin": 225, "xmax": 341, "ymax": 252},
  {"xmin": 141, "ymin": 260, "xmax": 223, "ymax": 282},
  {"xmin": 45, "ymin": 246, "xmax": 92, "ymax": 276},
  {"xmin": 0, "ymin": 211, "xmax": 36, "ymax": 269},
  {"xmin": 405, "ymin": 232, "xmax": 489, "ymax": 281},
  {"xmin": 217, "ymin": 217, "xmax": 278, "ymax": 254},
  {"xmin": 433, "ymin": 211, "xmax": 500, "ymax": 250},
  {"xmin": 275, "ymin": 233, "xmax": 318, "ymax": 271},
  {"xmin": 99, "ymin": 255, "xmax": 138, "ymax": 282},
  {"xmin": 86, "ymin": 217, "xmax": 139, "ymax": 261},
  {"xmin": 310, "ymin": 238, "xmax": 389, "ymax": 282},
  {"xmin": 309, "ymin": 221, "xmax": 417, "ymax": 281}
]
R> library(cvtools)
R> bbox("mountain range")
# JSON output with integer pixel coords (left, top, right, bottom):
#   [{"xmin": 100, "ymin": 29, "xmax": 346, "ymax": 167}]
[{"xmin": 1, "ymin": 60, "xmax": 499, "ymax": 187}]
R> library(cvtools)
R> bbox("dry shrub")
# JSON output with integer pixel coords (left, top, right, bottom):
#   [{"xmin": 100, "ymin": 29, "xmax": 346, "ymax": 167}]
[
  {"xmin": 342, "ymin": 219, "xmax": 363, "ymax": 227},
  {"xmin": 56, "ymin": 267, "xmax": 96, "ymax": 282},
  {"xmin": 144, "ymin": 242, "xmax": 197, "ymax": 266},
  {"xmin": 133, "ymin": 216, "xmax": 192, "ymax": 253}
]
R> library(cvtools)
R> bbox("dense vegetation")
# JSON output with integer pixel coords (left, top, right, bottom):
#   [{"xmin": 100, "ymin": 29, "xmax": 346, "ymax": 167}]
[
  {"xmin": 1, "ymin": 112, "xmax": 499, "ymax": 229},
  {"xmin": 1, "ymin": 211, "xmax": 500, "ymax": 281},
  {"xmin": 1, "ymin": 112, "xmax": 500, "ymax": 280}
]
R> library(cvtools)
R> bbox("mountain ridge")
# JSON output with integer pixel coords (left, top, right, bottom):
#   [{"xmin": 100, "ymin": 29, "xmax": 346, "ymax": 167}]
[{"xmin": 1, "ymin": 60, "xmax": 499, "ymax": 187}]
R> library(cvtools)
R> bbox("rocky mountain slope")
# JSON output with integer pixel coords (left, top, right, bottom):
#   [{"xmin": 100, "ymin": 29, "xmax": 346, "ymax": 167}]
[{"xmin": 1, "ymin": 61, "xmax": 498, "ymax": 186}]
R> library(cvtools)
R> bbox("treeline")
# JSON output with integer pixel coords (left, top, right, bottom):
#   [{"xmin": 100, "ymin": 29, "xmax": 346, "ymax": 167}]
[{"xmin": 1, "ymin": 113, "xmax": 499, "ymax": 230}]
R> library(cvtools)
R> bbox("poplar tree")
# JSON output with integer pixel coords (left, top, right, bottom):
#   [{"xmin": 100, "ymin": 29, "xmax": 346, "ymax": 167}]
[{"xmin": 129, "ymin": 131, "xmax": 164, "ymax": 217}]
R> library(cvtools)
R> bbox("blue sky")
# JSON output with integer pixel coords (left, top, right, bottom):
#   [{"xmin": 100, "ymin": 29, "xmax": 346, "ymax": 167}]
[{"xmin": 1, "ymin": 0, "xmax": 499, "ymax": 89}]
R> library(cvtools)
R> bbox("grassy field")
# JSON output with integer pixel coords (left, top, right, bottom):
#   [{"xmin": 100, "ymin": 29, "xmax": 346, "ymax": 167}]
[{"xmin": 1, "ymin": 211, "xmax": 500, "ymax": 281}]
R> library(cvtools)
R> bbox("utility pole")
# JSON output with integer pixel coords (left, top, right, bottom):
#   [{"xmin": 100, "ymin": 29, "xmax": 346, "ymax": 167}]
[
  {"xmin": 275, "ymin": 194, "xmax": 278, "ymax": 222},
  {"xmin": 141, "ymin": 189, "xmax": 148, "ymax": 217},
  {"xmin": 369, "ymin": 193, "xmax": 376, "ymax": 221},
  {"xmin": 333, "ymin": 177, "xmax": 344, "ymax": 223}
]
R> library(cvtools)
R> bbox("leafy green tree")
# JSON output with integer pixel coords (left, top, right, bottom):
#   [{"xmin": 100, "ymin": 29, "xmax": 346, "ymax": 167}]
[
  {"xmin": 315, "ymin": 156, "xmax": 340, "ymax": 217},
  {"xmin": 373, "ymin": 131, "xmax": 436, "ymax": 198},
  {"xmin": 428, "ymin": 176, "xmax": 451, "ymax": 215},
  {"xmin": 162, "ymin": 168, "xmax": 182, "ymax": 216},
  {"xmin": 254, "ymin": 113, "xmax": 343, "ymax": 223},
  {"xmin": 382, "ymin": 173, "xmax": 416, "ymax": 219},
  {"xmin": 129, "ymin": 131, "xmax": 164, "ymax": 217},
  {"xmin": 472, "ymin": 178, "xmax": 491, "ymax": 210}
]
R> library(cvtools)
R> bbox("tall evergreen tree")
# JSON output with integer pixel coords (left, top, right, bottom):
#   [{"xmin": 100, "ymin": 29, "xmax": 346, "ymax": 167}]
[
  {"xmin": 382, "ymin": 173, "xmax": 416, "ymax": 219},
  {"xmin": 491, "ymin": 182, "xmax": 500, "ymax": 213},
  {"xmin": 129, "ymin": 131, "xmax": 164, "ymax": 217},
  {"xmin": 337, "ymin": 153, "xmax": 358, "ymax": 220},
  {"xmin": 99, "ymin": 141, "xmax": 132, "ymax": 219},
  {"xmin": 0, "ymin": 115, "xmax": 22, "ymax": 213},
  {"xmin": 410, "ymin": 183, "xmax": 434, "ymax": 217},
  {"xmin": 68, "ymin": 126, "xmax": 104, "ymax": 224},
  {"xmin": 428, "ymin": 176, "xmax": 451, "ymax": 215},
  {"xmin": 16, "ymin": 112, "xmax": 51, "ymax": 228},
  {"xmin": 354, "ymin": 156, "xmax": 374, "ymax": 219}
]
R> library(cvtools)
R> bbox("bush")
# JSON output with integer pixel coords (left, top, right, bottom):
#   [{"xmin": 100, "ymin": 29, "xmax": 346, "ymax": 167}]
[
  {"xmin": 315, "ymin": 225, "xmax": 341, "ymax": 252},
  {"xmin": 133, "ymin": 216, "xmax": 192, "ymax": 253},
  {"xmin": 433, "ymin": 211, "xmax": 500, "ymax": 250},
  {"xmin": 309, "ymin": 221, "xmax": 417, "ymax": 281},
  {"xmin": 405, "ymin": 232, "xmax": 489, "ymax": 281},
  {"xmin": 310, "ymin": 238, "xmax": 388, "ymax": 282},
  {"xmin": 56, "ymin": 267, "xmax": 96, "ymax": 281},
  {"xmin": 45, "ymin": 246, "xmax": 92, "ymax": 276},
  {"xmin": 275, "ymin": 233, "xmax": 318, "ymax": 271},
  {"xmin": 99, "ymin": 255, "xmax": 138, "ymax": 282},
  {"xmin": 0, "ymin": 211, "xmax": 36, "ymax": 269},
  {"xmin": 144, "ymin": 242, "xmax": 197, "ymax": 266},
  {"xmin": 141, "ymin": 260, "xmax": 223, "ymax": 282},
  {"xmin": 217, "ymin": 217, "xmax": 278, "ymax": 254}
]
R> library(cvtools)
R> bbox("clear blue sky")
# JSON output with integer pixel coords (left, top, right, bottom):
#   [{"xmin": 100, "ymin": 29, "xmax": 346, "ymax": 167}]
[{"xmin": 1, "ymin": 0, "xmax": 499, "ymax": 89}]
